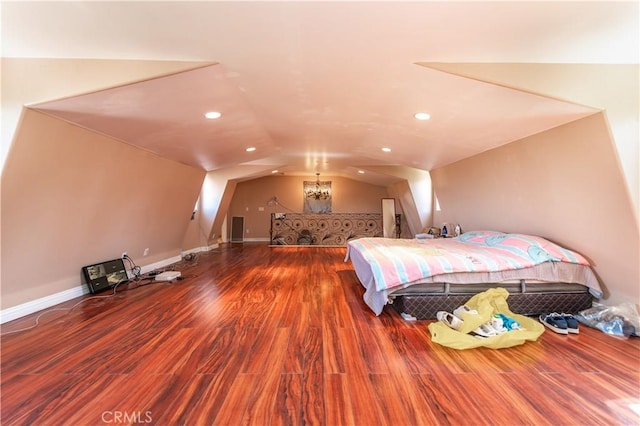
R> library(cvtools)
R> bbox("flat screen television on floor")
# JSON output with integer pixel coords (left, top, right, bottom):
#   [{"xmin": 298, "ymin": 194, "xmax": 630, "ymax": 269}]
[{"xmin": 82, "ymin": 258, "xmax": 129, "ymax": 294}]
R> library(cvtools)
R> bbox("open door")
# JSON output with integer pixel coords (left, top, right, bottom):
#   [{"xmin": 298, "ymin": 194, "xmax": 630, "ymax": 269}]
[
  {"xmin": 231, "ymin": 216, "xmax": 244, "ymax": 243},
  {"xmin": 382, "ymin": 198, "xmax": 396, "ymax": 238}
]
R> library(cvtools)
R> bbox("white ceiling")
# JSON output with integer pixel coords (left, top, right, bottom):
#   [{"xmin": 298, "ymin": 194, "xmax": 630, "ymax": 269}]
[{"xmin": 3, "ymin": 1, "xmax": 637, "ymax": 185}]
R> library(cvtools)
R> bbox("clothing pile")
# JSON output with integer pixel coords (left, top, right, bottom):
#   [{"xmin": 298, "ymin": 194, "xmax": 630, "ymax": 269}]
[
  {"xmin": 575, "ymin": 303, "xmax": 639, "ymax": 338},
  {"xmin": 428, "ymin": 288, "xmax": 544, "ymax": 350},
  {"xmin": 437, "ymin": 308, "xmax": 522, "ymax": 337}
]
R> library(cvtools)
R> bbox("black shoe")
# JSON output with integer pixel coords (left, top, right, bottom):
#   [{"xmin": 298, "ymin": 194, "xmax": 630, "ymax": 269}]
[
  {"xmin": 560, "ymin": 313, "xmax": 579, "ymax": 334},
  {"xmin": 539, "ymin": 313, "xmax": 568, "ymax": 335}
]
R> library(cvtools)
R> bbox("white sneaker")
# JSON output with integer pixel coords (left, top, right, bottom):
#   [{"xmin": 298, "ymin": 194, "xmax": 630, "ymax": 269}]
[
  {"xmin": 453, "ymin": 305, "xmax": 478, "ymax": 319},
  {"xmin": 473, "ymin": 322, "xmax": 499, "ymax": 337},
  {"xmin": 436, "ymin": 311, "xmax": 464, "ymax": 331}
]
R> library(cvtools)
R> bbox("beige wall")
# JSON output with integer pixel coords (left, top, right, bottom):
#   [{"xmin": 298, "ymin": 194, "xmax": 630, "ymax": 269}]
[
  {"xmin": 227, "ymin": 175, "xmax": 391, "ymax": 240},
  {"xmin": 1, "ymin": 58, "xmax": 210, "ymax": 173},
  {"xmin": 431, "ymin": 112, "xmax": 639, "ymax": 306},
  {"xmin": 1, "ymin": 109, "xmax": 205, "ymax": 309},
  {"xmin": 366, "ymin": 165, "xmax": 434, "ymax": 236},
  {"xmin": 388, "ymin": 179, "xmax": 423, "ymax": 237},
  {"xmin": 423, "ymin": 63, "xmax": 639, "ymax": 217}
]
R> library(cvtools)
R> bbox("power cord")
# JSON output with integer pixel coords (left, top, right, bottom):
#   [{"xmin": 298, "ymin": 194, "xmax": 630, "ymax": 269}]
[
  {"xmin": 1, "ymin": 253, "xmax": 203, "ymax": 336},
  {"xmin": 0, "ymin": 278, "xmax": 130, "ymax": 336},
  {"xmin": 122, "ymin": 254, "xmax": 141, "ymax": 278}
]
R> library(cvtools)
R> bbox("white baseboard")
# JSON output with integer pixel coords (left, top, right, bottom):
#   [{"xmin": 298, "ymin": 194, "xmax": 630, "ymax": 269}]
[
  {"xmin": 0, "ymin": 247, "xmax": 218, "ymax": 325},
  {"xmin": 0, "ymin": 285, "xmax": 90, "ymax": 324},
  {"xmin": 182, "ymin": 242, "xmax": 219, "ymax": 256},
  {"xmin": 138, "ymin": 255, "xmax": 182, "ymax": 276}
]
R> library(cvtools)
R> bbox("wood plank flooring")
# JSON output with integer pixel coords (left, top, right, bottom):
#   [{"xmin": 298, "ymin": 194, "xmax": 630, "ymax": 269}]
[{"xmin": 1, "ymin": 243, "xmax": 639, "ymax": 425}]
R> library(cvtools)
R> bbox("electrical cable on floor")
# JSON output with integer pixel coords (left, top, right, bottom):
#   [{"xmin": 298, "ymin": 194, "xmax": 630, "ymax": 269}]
[
  {"xmin": 1, "ymin": 252, "xmax": 207, "ymax": 336},
  {"xmin": 0, "ymin": 279, "xmax": 129, "ymax": 336}
]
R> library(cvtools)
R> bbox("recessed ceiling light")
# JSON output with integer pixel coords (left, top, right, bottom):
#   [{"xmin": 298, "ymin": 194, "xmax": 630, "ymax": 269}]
[
  {"xmin": 357, "ymin": 170, "xmax": 365, "ymax": 174},
  {"xmin": 414, "ymin": 112, "xmax": 431, "ymax": 121},
  {"xmin": 205, "ymin": 111, "xmax": 222, "ymax": 119},
  {"xmin": 382, "ymin": 147, "xmax": 391, "ymax": 153},
  {"xmin": 246, "ymin": 147, "xmax": 256, "ymax": 152}
]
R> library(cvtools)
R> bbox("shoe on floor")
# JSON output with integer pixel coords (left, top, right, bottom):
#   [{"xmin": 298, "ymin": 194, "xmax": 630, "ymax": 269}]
[
  {"xmin": 453, "ymin": 305, "xmax": 478, "ymax": 319},
  {"xmin": 560, "ymin": 313, "xmax": 579, "ymax": 334},
  {"xmin": 473, "ymin": 322, "xmax": 500, "ymax": 337},
  {"xmin": 539, "ymin": 313, "xmax": 568, "ymax": 335},
  {"xmin": 437, "ymin": 311, "xmax": 464, "ymax": 331}
]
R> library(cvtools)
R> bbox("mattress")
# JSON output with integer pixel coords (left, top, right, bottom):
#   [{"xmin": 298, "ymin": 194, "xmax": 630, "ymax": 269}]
[
  {"xmin": 389, "ymin": 281, "xmax": 594, "ymax": 319},
  {"xmin": 345, "ymin": 233, "xmax": 603, "ymax": 316}
]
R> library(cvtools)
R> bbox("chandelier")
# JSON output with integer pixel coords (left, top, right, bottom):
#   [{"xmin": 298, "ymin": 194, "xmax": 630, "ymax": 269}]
[{"xmin": 305, "ymin": 173, "xmax": 330, "ymax": 200}]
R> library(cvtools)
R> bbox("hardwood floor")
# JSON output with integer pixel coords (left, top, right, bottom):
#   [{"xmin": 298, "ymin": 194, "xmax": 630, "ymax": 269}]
[{"xmin": 1, "ymin": 243, "xmax": 639, "ymax": 425}]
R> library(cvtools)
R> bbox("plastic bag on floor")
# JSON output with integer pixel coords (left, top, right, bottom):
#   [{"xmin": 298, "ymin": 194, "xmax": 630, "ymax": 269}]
[
  {"xmin": 575, "ymin": 303, "xmax": 639, "ymax": 338},
  {"xmin": 428, "ymin": 288, "xmax": 544, "ymax": 350}
]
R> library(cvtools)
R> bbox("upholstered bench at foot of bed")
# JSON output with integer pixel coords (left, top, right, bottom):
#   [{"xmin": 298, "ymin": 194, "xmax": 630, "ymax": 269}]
[{"xmin": 389, "ymin": 283, "xmax": 594, "ymax": 320}]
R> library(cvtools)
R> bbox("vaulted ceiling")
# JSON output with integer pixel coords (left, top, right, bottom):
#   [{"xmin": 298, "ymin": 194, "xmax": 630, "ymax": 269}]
[{"xmin": 3, "ymin": 1, "xmax": 637, "ymax": 185}]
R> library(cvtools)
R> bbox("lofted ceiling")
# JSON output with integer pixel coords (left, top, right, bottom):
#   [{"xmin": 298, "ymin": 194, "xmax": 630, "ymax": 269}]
[{"xmin": 3, "ymin": 1, "xmax": 637, "ymax": 186}]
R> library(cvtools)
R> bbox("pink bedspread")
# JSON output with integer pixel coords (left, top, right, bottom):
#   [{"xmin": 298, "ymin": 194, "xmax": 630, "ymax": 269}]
[{"xmin": 346, "ymin": 232, "xmax": 590, "ymax": 292}]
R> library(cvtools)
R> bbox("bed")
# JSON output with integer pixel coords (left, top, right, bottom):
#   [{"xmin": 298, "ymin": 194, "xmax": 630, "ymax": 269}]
[{"xmin": 344, "ymin": 231, "xmax": 602, "ymax": 319}]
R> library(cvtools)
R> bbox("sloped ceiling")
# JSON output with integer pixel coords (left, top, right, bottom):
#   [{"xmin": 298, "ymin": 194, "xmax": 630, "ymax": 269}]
[{"xmin": 3, "ymin": 1, "xmax": 637, "ymax": 185}]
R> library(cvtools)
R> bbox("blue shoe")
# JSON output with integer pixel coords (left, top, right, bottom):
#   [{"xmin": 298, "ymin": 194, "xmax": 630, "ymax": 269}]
[
  {"xmin": 561, "ymin": 313, "xmax": 579, "ymax": 334},
  {"xmin": 539, "ymin": 313, "xmax": 568, "ymax": 334}
]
